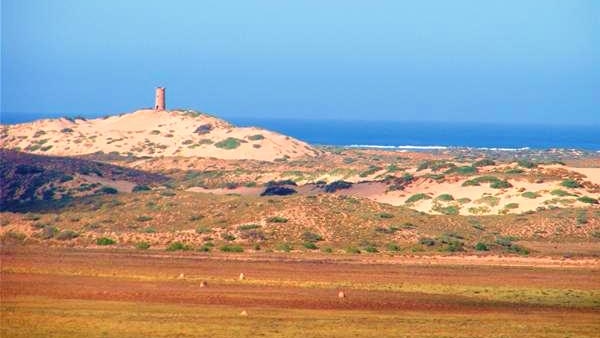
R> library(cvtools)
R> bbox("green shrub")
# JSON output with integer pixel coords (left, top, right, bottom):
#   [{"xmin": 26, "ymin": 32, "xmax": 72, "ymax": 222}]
[
  {"xmin": 521, "ymin": 191, "xmax": 540, "ymax": 199},
  {"xmin": 56, "ymin": 230, "xmax": 79, "ymax": 240},
  {"xmin": 221, "ymin": 233, "xmax": 236, "ymax": 241},
  {"xmin": 136, "ymin": 241, "xmax": 150, "ymax": 250},
  {"xmin": 345, "ymin": 246, "xmax": 361, "ymax": 254},
  {"xmin": 220, "ymin": 244, "xmax": 244, "ymax": 252},
  {"xmin": 215, "ymin": 137, "xmax": 242, "ymax": 149},
  {"xmin": 490, "ymin": 180, "xmax": 512, "ymax": 189},
  {"xmin": 473, "ymin": 159, "xmax": 495, "ymax": 167},
  {"xmin": 321, "ymin": 247, "xmax": 333, "ymax": 253},
  {"xmin": 136, "ymin": 215, "xmax": 153, "ymax": 222},
  {"xmin": 359, "ymin": 165, "xmax": 383, "ymax": 177},
  {"xmin": 96, "ymin": 237, "xmax": 116, "ymax": 245},
  {"xmin": 445, "ymin": 166, "xmax": 477, "ymax": 175},
  {"xmin": 277, "ymin": 243, "xmax": 293, "ymax": 252},
  {"xmin": 363, "ymin": 245, "xmax": 378, "ymax": 253},
  {"xmin": 406, "ymin": 193, "xmax": 431, "ymax": 204},
  {"xmin": 386, "ymin": 243, "xmax": 401, "ymax": 252},
  {"xmin": 577, "ymin": 196, "xmax": 598, "ymax": 204},
  {"xmin": 550, "ymin": 189, "xmax": 574, "ymax": 197},
  {"xmin": 436, "ymin": 205, "xmax": 459, "ymax": 215},
  {"xmin": 267, "ymin": 216, "xmax": 288, "ymax": 223},
  {"xmin": 376, "ymin": 212, "xmax": 394, "ymax": 219},
  {"xmin": 166, "ymin": 242, "xmax": 191, "ymax": 251},
  {"xmin": 197, "ymin": 244, "xmax": 212, "ymax": 252},
  {"xmin": 196, "ymin": 226, "xmax": 211, "ymax": 234},
  {"xmin": 303, "ymin": 242, "xmax": 318, "ymax": 250},
  {"xmin": 301, "ymin": 231, "xmax": 323, "ymax": 242},
  {"xmin": 436, "ymin": 194, "xmax": 454, "ymax": 201},
  {"xmin": 475, "ymin": 242, "xmax": 489, "ymax": 251},
  {"xmin": 248, "ymin": 134, "xmax": 265, "ymax": 141},
  {"xmin": 504, "ymin": 168, "xmax": 524, "ymax": 174},
  {"xmin": 504, "ymin": 203, "xmax": 519, "ymax": 209},
  {"xmin": 238, "ymin": 224, "xmax": 261, "ymax": 231},
  {"xmin": 517, "ymin": 159, "xmax": 537, "ymax": 168},
  {"xmin": 143, "ymin": 227, "xmax": 156, "ymax": 233},
  {"xmin": 507, "ymin": 244, "xmax": 530, "ymax": 255},
  {"xmin": 560, "ymin": 179, "xmax": 581, "ymax": 189}
]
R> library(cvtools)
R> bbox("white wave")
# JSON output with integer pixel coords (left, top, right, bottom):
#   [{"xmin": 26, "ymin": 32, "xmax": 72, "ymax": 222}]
[{"xmin": 344, "ymin": 145, "xmax": 535, "ymax": 151}]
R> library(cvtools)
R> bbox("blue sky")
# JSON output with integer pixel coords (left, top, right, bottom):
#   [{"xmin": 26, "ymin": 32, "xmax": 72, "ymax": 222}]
[{"xmin": 2, "ymin": 0, "xmax": 599, "ymax": 124}]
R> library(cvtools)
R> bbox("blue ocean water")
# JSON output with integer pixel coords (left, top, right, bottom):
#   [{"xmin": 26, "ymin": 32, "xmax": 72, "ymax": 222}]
[
  {"xmin": 2, "ymin": 112, "xmax": 599, "ymax": 150},
  {"xmin": 231, "ymin": 117, "xmax": 600, "ymax": 151}
]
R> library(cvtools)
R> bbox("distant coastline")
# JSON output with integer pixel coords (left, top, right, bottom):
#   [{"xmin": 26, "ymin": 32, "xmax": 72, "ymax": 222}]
[{"xmin": 2, "ymin": 112, "xmax": 599, "ymax": 151}]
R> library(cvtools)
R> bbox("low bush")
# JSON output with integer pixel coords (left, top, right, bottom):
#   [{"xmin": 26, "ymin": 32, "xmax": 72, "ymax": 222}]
[
  {"xmin": 386, "ymin": 243, "xmax": 401, "ymax": 252},
  {"xmin": 301, "ymin": 231, "xmax": 323, "ymax": 242},
  {"xmin": 577, "ymin": 196, "xmax": 598, "ymax": 204},
  {"xmin": 406, "ymin": 193, "xmax": 431, "ymax": 204},
  {"xmin": 220, "ymin": 244, "xmax": 244, "ymax": 253},
  {"xmin": 99, "ymin": 186, "xmax": 118, "ymax": 194},
  {"xmin": 436, "ymin": 194, "xmax": 454, "ymax": 201},
  {"xmin": 473, "ymin": 159, "xmax": 495, "ymax": 167},
  {"xmin": 551, "ymin": 189, "xmax": 574, "ymax": 197},
  {"xmin": 215, "ymin": 137, "xmax": 242, "ymax": 150},
  {"xmin": 238, "ymin": 224, "xmax": 261, "ymax": 231},
  {"xmin": 303, "ymin": 241, "xmax": 318, "ymax": 250},
  {"xmin": 96, "ymin": 237, "xmax": 116, "ymax": 245},
  {"xmin": 166, "ymin": 242, "xmax": 191, "ymax": 251},
  {"xmin": 136, "ymin": 215, "xmax": 153, "ymax": 222},
  {"xmin": 475, "ymin": 242, "xmax": 489, "ymax": 251},
  {"xmin": 323, "ymin": 180, "xmax": 353, "ymax": 193},
  {"xmin": 504, "ymin": 203, "xmax": 519, "ymax": 209},
  {"xmin": 445, "ymin": 166, "xmax": 477, "ymax": 175},
  {"xmin": 136, "ymin": 241, "xmax": 150, "ymax": 250},
  {"xmin": 345, "ymin": 246, "xmax": 361, "ymax": 254},
  {"xmin": 260, "ymin": 186, "xmax": 297, "ymax": 196},
  {"xmin": 248, "ymin": 134, "xmax": 265, "ymax": 141},
  {"xmin": 561, "ymin": 179, "xmax": 581, "ymax": 189},
  {"xmin": 277, "ymin": 243, "xmax": 293, "ymax": 252},
  {"xmin": 419, "ymin": 237, "xmax": 436, "ymax": 246},
  {"xmin": 56, "ymin": 230, "xmax": 79, "ymax": 240},
  {"xmin": 363, "ymin": 245, "xmax": 378, "ymax": 253},
  {"xmin": 521, "ymin": 191, "xmax": 540, "ymax": 199},
  {"xmin": 267, "ymin": 216, "xmax": 288, "ymax": 223},
  {"xmin": 132, "ymin": 185, "xmax": 151, "ymax": 192},
  {"xmin": 377, "ymin": 212, "xmax": 394, "ymax": 219},
  {"xmin": 517, "ymin": 159, "xmax": 537, "ymax": 168}
]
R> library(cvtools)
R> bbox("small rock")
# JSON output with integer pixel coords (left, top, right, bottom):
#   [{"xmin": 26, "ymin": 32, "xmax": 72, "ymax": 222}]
[
  {"xmin": 240, "ymin": 310, "xmax": 248, "ymax": 316},
  {"xmin": 200, "ymin": 281, "xmax": 207, "ymax": 288},
  {"xmin": 239, "ymin": 273, "xmax": 245, "ymax": 280},
  {"xmin": 177, "ymin": 273, "xmax": 185, "ymax": 279},
  {"xmin": 338, "ymin": 291, "xmax": 345, "ymax": 298}
]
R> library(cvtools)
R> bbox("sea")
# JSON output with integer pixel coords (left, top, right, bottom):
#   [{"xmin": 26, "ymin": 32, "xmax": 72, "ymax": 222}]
[
  {"xmin": 2, "ymin": 112, "xmax": 599, "ymax": 151},
  {"xmin": 232, "ymin": 117, "xmax": 600, "ymax": 151}
]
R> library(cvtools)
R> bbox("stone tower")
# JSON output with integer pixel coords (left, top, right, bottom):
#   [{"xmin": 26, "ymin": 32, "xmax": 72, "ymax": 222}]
[{"xmin": 155, "ymin": 87, "xmax": 166, "ymax": 111}]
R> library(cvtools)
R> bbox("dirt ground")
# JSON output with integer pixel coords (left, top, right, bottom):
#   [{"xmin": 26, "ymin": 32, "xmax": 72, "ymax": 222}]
[{"xmin": 1, "ymin": 246, "xmax": 599, "ymax": 337}]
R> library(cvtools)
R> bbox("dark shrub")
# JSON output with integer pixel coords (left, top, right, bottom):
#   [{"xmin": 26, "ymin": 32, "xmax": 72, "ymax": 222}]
[
  {"xmin": 473, "ymin": 159, "xmax": 495, "ymax": 167},
  {"xmin": 323, "ymin": 180, "xmax": 352, "ymax": 193},
  {"xmin": 277, "ymin": 243, "xmax": 293, "ymax": 252},
  {"xmin": 194, "ymin": 124, "xmax": 213, "ymax": 134},
  {"xmin": 99, "ymin": 186, "xmax": 118, "ymax": 194},
  {"xmin": 260, "ymin": 186, "xmax": 297, "ymax": 196},
  {"xmin": 133, "ymin": 185, "xmax": 151, "ymax": 192},
  {"xmin": 301, "ymin": 231, "xmax": 323, "ymax": 242},
  {"xmin": 419, "ymin": 237, "xmax": 436, "ymax": 246},
  {"xmin": 266, "ymin": 179, "xmax": 297, "ymax": 187},
  {"xmin": 56, "ymin": 230, "xmax": 79, "ymax": 240},
  {"xmin": 267, "ymin": 216, "xmax": 288, "ymax": 223},
  {"xmin": 517, "ymin": 159, "xmax": 537, "ymax": 168},
  {"xmin": 166, "ymin": 242, "xmax": 191, "ymax": 251},
  {"xmin": 41, "ymin": 225, "xmax": 58, "ymax": 239}
]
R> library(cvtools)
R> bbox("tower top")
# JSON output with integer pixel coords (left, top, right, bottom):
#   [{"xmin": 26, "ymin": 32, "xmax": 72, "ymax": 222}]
[{"xmin": 154, "ymin": 87, "xmax": 166, "ymax": 111}]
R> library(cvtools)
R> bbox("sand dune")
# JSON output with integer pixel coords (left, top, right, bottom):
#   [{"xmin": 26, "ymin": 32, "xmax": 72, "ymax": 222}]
[{"xmin": 1, "ymin": 110, "xmax": 318, "ymax": 161}]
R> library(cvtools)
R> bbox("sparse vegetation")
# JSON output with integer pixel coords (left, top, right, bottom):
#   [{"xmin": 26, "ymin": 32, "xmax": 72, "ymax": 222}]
[
  {"xmin": 96, "ymin": 237, "xmax": 116, "ymax": 245},
  {"xmin": 215, "ymin": 138, "xmax": 242, "ymax": 150}
]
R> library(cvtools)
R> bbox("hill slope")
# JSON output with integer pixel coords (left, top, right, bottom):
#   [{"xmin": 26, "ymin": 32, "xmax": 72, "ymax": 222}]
[{"xmin": 1, "ymin": 110, "xmax": 318, "ymax": 161}]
